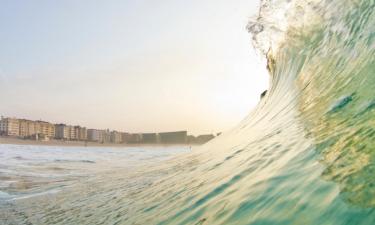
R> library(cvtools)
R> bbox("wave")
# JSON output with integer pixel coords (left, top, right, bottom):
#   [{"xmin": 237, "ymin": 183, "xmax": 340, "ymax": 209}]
[
  {"xmin": 247, "ymin": 0, "xmax": 375, "ymax": 209},
  {"xmin": 54, "ymin": 159, "xmax": 96, "ymax": 164},
  {"xmin": 127, "ymin": 0, "xmax": 375, "ymax": 223},
  {"xmin": 3, "ymin": 0, "xmax": 375, "ymax": 224}
]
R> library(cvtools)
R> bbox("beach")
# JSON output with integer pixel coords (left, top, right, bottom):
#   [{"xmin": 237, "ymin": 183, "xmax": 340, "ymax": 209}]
[{"xmin": 0, "ymin": 136, "xmax": 194, "ymax": 148}]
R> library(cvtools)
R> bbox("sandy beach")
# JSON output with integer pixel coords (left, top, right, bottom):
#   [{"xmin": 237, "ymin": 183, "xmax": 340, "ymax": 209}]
[{"xmin": 0, "ymin": 136, "xmax": 194, "ymax": 148}]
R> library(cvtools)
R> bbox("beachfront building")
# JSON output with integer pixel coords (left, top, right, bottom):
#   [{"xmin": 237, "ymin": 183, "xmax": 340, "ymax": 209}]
[
  {"xmin": 0, "ymin": 117, "xmax": 55, "ymax": 139},
  {"xmin": 73, "ymin": 126, "xmax": 80, "ymax": 140},
  {"xmin": 110, "ymin": 131, "xmax": 122, "ymax": 144},
  {"xmin": 0, "ymin": 117, "xmax": 20, "ymax": 136},
  {"xmin": 55, "ymin": 124, "xmax": 69, "ymax": 140},
  {"xmin": 121, "ymin": 133, "xmax": 142, "ymax": 144},
  {"xmin": 80, "ymin": 127, "xmax": 87, "ymax": 141},
  {"xmin": 121, "ymin": 132, "xmax": 131, "ymax": 143},
  {"xmin": 35, "ymin": 121, "xmax": 55, "ymax": 138},
  {"xmin": 102, "ymin": 130, "xmax": 111, "ymax": 143},
  {"xmin": 87, "ymin": 129, "xmax": 100, "ymax": 142},
  {"xmin": 141, "ymin": 133, "xmax": 158, "ymax": 144},
  {"xmin": 67, "ymin": 125, "xmax": 76, "ymax": 140},
  {"xmin": 56, "ymin": 124, "xmax": 87, "ymax": 141},
  {"xmin": 75, "ymin": 126, "xmax": 87, "ymax": 141},
  {"xmin": 19, "ymin": 119, "xmax": 37, "ymax": 138},
  {"xmin": 72, "ymin": 126, "xmax": 87, "ymax": 141},
  {"xmin": 159, "ymin": 131, "xmax": 187, "ymax": 144},
  {"xmin": 1, "ymin": 116, "xmax": 217, "ymax": 145},
  {"xmin": 87, "ymin": 129, "xmax": 109, "ymax": 143}
]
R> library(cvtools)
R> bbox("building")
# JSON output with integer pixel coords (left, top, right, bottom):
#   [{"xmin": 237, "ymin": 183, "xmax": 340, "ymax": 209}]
[
  {"xmin": 67, "ymin": 125, "xmax": 76, "ymax": 140},
  {"xmin": 76, "ymin": 126, "xmax": 87, "ymax": 141},
  {"xmin": 102, "ymin": 130, "xmax": 111, "ymax": 143},
  {"xmin": 121, "ymin": 133, "xmax": 142, "ymax": 144},
  {"xmin": 0, "ymin": 118, "xmax": 4, "ymax": 135},
  {"xmin": 1, "ymin": 115, "xmax": 215, "ymax": 145},
  {"xmin": 87, "ymin": 129, "xmax": 110, "ymax": 143},
  {"xmin": 141, "ymin": 133, "xmax": 158, "ymax": 144},
  {"xmin": 159, "ymin": 131, "xmax": 187, "ymax": 144},
  {"xmin": 73, "ymin": 126, "xmax": 80, "ymax": 140},
  {"xmin": 110, "ymin": 131, "xmax": 122, "ymax": 144},
  {"xmin": 87, "ymin": 129, "xmax": 101, "ymax": 142},
  {"xmin": 56, "ymin": 124, "xmax": 87, "ymax": 141},
  {"xmin": 35, "ymin": 121, "xmax": 55, "ymax": 138},
  {"xmin": 0, "ymin": 117, "xmax": 20, "ymax": 136},
  {"xmin": 72, "ymin": 126, "xmax": 87, "ymax": 141},
  {"xmin": 0, "ymin": 117, "xmax": 55, "ymax": 139},
  {"xmin": 55, "ymin": 124, "xmax": 69, "ymax": 140},
  {"xmin": 19, "ymin": 119, "xmax": 36, "ymax": 138},
  {"xmin": 121, "ymin": 132, "xmax": 131, "ymax": 143}
]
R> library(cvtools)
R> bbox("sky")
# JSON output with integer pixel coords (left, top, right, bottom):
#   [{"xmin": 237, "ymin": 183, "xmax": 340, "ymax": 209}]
[{"xmin": 0, "ymin": 0, "xmax": 268, "ymax": 135}]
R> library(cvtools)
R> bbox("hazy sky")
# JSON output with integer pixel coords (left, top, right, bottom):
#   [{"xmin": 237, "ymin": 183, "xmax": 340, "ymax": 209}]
[{"xmin": 0, "ymin": 0, "xmax": 268, "ymax": 135}]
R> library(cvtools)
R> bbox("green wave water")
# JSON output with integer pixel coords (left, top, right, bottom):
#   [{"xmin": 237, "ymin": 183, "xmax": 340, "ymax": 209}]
[{"xmin": 2, "ymin": 0, "xmax": 375, "ymax": 224}]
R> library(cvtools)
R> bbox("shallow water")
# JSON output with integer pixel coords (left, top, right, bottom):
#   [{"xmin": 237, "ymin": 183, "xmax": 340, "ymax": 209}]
[{"xmin": 0, "ymin": 144, "xmax": 188, "ymax": 202}]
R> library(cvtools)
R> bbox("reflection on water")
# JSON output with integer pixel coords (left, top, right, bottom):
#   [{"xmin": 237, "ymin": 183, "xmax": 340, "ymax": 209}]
[{"xmin": 0, "ymin": 144, "xmax": 188, "ymax": 202}]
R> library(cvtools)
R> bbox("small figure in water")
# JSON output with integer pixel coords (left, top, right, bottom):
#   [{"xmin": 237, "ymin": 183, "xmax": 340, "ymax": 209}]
[{"xmin": 261, "ymin": 90, "xmax": 268, "ymax": 99}]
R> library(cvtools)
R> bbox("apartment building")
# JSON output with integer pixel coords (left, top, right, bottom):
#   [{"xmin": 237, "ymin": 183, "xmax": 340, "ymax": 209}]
[
  {"xmin": 1, "ymin": 116, "xmax": 212, "ymax": 145},
  {"xmin": 87, "ymin": 129, "xmax": 111, "ymax": 143},
  {"xmin": 110, "ymin": 131, "xmax": 122, "ymax": 144},
  {"xmin": 87, "ymin": 129, "xmax": 106, "ymax": 142},
  {"xmin": 102, "ymin": 130, "xmax": 111, "ymax": 143},
  {"xmin": 1, "ymin": 117, "xmax": 55, "ymax": 139},
  {"xmin": 159, "ymin": 131, "xmax": 187, "ymax": 144},
  {"xmin": 55, "ymin": 124, "xmax": 69, "ymax": 139},
  {"xmin": 141, "ymin": 133, "xmax": 158, "ymax": 144},
  {"xmin": 67, "ymin": 125, "xmax": 76, "ymax": 140},
  {"xmin": 121, "ymin": 132, "xmax": 131, "ymax": 143},
  {"xmin": 87, "ymin": 129, "xmax": 100, "ymax": 142},
  {"xmin": 121, "ymin": 133, "xmax": 142, "ymax": 144},
  {"xmin": 0, "ymin": 117, "xmax": 20, "ymax": 136},
  {"xmin": 19, "ymin": 119, "xmax": 36, "ymax": 138},
  {"xmin": 35, "ymin": 121, "xmax": 55, "ymax": 138},
  {"xmin": 75, "ymin": 126, "xmax": 87, "ymax": 141}
]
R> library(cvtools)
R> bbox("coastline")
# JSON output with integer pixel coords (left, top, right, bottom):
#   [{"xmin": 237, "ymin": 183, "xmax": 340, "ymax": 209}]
[{"xmin": 0, "ymin": 136, "xmax": 196, "ymax": 148}]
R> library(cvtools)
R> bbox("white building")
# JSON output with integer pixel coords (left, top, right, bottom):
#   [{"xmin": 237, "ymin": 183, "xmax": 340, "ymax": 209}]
[
  {"xmin": 87, "ymin": 129, "xmax": 101, "ymax": 142},
  {"xmin": 110, "ymin": 131, "xmax": 122, "ymax": 143},
  {"xmin": 0, "ymin": 117, "xmax": 20, "ymax": 136}
]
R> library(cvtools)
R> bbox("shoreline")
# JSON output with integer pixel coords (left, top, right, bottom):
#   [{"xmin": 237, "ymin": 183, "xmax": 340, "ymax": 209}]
[{"xmin": 0, "ymin": 137, "xmax": 197, "ymax": 148}]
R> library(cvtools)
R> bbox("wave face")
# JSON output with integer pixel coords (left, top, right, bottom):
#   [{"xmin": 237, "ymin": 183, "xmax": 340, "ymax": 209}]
[{"xmin": 2, "ymin": 0, "xmax": 375, "ymax": 224}]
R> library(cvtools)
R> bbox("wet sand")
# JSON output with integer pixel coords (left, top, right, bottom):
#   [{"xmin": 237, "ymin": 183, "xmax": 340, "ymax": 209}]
[{"xmin": 0, "ymin": 137, "xmax": 194, "ymax": 148}]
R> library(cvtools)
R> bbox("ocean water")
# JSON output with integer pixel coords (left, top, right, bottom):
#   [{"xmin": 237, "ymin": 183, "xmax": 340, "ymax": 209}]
[
  {"xmin": 2, "ymin": 0, "xmax": 375, "ymax": 224},
  {"xmin": 0, "ymin": 144, "xmax": 189, "ymax": 224}
]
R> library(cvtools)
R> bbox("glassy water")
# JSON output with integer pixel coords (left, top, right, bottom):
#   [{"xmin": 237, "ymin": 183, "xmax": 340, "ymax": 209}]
[{"xmin": 0, "ymin": 144, "xmax": 189, "ymax": 224}]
